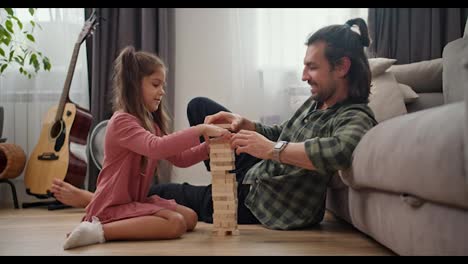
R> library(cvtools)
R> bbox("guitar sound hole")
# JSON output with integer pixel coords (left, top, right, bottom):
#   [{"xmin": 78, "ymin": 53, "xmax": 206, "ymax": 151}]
[
  {"xmin": 50, "ymin": 120, "xmax": 63, "ymax": 139},
  {"xmin": 0, "ymin": 151, "xmax": 6, "ymax": 174}
]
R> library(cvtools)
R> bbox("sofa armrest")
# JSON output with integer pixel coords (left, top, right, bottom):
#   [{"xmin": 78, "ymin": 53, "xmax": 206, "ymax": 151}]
[{"xmin": 348, "ymin": 102, "xmax": 468, "ymax": 210}]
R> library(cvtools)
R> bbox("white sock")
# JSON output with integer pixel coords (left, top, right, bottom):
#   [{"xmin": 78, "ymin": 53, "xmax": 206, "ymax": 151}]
[{"xmin": 63, "ymin": 216, "xmax": 106, "ymax": 250}]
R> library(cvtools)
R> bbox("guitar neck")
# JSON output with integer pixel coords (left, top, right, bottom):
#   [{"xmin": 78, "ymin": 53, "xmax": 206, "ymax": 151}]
[{"xmin": 55, "ymin": 42, "xmax": 82, "ymax": 122}]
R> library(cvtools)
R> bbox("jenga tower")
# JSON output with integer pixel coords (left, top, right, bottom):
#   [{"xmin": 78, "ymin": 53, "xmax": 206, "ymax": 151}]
[{"xmin": 210, "ymin": 124, "xmax": 239, "ymax": 236}]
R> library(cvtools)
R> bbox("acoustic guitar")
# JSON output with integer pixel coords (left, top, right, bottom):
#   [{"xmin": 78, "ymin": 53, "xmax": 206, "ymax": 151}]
[{"xmin": 24, "ymin": 13, "xmax": 98, "ymax": 198}]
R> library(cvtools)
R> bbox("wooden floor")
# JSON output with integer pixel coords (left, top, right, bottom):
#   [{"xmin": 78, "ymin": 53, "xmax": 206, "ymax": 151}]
[{"xmin": 0, "ymin": 208, "xmax": 394, "ymax": 255}]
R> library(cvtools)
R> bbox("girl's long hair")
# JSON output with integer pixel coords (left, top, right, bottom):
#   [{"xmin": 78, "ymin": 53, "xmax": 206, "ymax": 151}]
[{"xmin": 112, "ymin": 46, "xmax": 170, "ymax": 135}]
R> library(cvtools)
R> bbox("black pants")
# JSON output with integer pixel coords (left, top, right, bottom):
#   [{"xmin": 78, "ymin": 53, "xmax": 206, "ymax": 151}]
[{"xmin": 149, "ymin": 97, "xmax": 261, "ymax": 224}]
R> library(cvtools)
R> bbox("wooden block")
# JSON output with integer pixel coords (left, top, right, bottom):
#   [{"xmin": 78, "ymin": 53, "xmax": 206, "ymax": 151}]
[
  {"xmin": 211, "ymin": 152, "xmax": 235, "ymax": 159},
  {"xmin": 213, "ymin": 203, "xmax": 229, "ymax": 210},
  {"xmin": 212, "ymin": 190, "xmax": 237, "ymax": 196},
  {"xmin": 212, "ymin": 184, "xmax": 235, "ymax": 193},
  {"xmin": 213, "ymin": 200, "xmax": 237, "ymax": 208},
  {"xmin": 213, "ymin": 203, "xmax": 237, "ymax": 213},
  {"xmin": 213, "ymin": 200, "xmax": 237, "ymax": 205},
  {"xmin": 210, "ymin": 148, "xmax": 234, "ymax": 154},
  {"xmin": 228, "ymin": 222, "xmax": 238, "ymax": 228},
  {"xmin": 221, "ymin": 221, "xmax": 237, "ymax": 228},
  {"xmin": 211, "ymin": 177, "xmax": 235, "ymax": 185},
  {"xmin": 213, "ymin": 212, "xmax": 237, "ymax": 219},
  {"xmin": 210, "ymin": 161, "xmax": 234, "ymax": 167},
  {"xmin": 210, "ymin": 162, "xmax": 234, "ymax": 170},
  {"xmin": 211, "ymin": 137, "xmax": 229, "ymax": 142},
  {"xmin": 213, "ymin": 123, "xmax": 232, "ymax": 129},
  {"xmin": 210, "ymin": 155, "xmax": 235, "ymax": 162},
  {"xmin": 212, "ymin": 196, "xmax": 237, "ymax": 202},
  {"xmin": 211, "ymin": 164, "xmax": 235, "ymax": 171},
  {"xmin": 211, "ymin": 173, "xmax": 236, "ymax": 182},
  {"xmin": 213, "ymin": 218, "xmax": 237, "ymax": 226},
  {"xmin": 212, "ymin": 229, "xmax": 239, "ymax": 236},
  {"xmin": 212, "ymin": 185, "xmax": 236, "ymax": 193},
  {"xmin": 215, "ymin": 228, "xmax": 239, "ymax": 236},
  {"xmin": 211, "ymin": 172, "xmax": 231, "ymax": 177},
  {"xmin": 210, "ymin": 143, "xmax": 231, "ymax": 149},
  {"xmin": 212, "ymin": 192, "xmax": 237, "ymax": 199},
  {"xmin": 212, "ymin": 178, "xmax": 227, "ymax": 185},
  {"xmin": 210, "ymin": 153, "xmax": 233, "ymax": 159}
]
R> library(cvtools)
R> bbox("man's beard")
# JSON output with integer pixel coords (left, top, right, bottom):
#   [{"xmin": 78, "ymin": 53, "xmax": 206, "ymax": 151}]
[{"xmin": 311, "ymin": 85, "xmax": 336, "ymax": 103}]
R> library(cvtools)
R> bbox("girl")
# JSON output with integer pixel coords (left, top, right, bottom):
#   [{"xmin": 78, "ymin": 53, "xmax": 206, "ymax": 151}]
[{"xmin": 63, "ymin": 46, "xmax": 230, "ymax": 249}]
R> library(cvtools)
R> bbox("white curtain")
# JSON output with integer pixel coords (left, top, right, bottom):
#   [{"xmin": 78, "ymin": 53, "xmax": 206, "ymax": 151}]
[
  {"xmin": 0, "ymin": 8, "xmax": 88, "ymax": 190},
  {"xmin": 256, "ymin": 8, "xmax": 368, "ymax": 124}
]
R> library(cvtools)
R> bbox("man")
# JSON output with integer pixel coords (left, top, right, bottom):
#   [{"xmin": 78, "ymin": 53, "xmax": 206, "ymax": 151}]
[{"xmin": 52, "ymin": 17, "xmax": 377, "ymax": 230}]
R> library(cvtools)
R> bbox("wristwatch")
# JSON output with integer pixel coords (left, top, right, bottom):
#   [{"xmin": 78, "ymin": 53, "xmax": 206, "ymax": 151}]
[{"xmin": 272, "ymin": 141, "xmax": 288, "ymax": 162}]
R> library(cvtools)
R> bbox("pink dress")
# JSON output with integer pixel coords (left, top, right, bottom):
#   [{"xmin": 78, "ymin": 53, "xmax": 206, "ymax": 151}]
[{"xmin": 83, "ymin": 111, "xmax": 209, "ymax": 224}]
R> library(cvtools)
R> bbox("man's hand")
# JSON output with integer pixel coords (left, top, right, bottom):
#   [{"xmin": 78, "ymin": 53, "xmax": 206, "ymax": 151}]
[
  {"xmin": 196, "ymin": 124, "xmax": 232, "ymax": 145},
  {"xmin": 230, "ymin": 130, "xmax": 275, "ymax": 160},
  {"xmin": 204, "ymin": 111, "xmax": 255, "ymax": 132}
]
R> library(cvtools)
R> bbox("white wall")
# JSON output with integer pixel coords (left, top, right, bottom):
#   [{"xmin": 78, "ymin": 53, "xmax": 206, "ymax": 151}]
[{"xmin": 172, "ymin": 8, "xmax": 261, "ymax": 185}]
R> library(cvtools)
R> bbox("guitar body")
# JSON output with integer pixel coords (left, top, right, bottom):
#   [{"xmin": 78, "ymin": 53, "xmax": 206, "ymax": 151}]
[
  {"xmin": 24, "ymin": 102, "xmax": 92, "ymax": 198},
  {"xmin": 23, "ymin": 13, "xmax": 98, "ymax": 199}
]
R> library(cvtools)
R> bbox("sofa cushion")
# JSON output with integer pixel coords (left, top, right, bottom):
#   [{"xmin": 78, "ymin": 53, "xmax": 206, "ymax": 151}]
[
  {"xmin": 368, "ymin": 58, "xmax": 396, "ymax": 78},
  {"xmin": 442, "ymin": 35, "xmax": 468, "ymax": 104},
  {"xmin": 388, "ymin": 58, "xmax": 443, "ymax": 93},
  {"xmin": 398, "ymin": 83, "xmax": 419, "ymax": 103},
  {"xmin": 406, "ymin": 93, "xmax": 444, "ymax": 113},
  {"xmin": 346, "ymin": 102, "xmax": 468, "ymax": 210},
  {"xmin": 368, "ymin": 72, "xmax": 407, "ymax": 122}
]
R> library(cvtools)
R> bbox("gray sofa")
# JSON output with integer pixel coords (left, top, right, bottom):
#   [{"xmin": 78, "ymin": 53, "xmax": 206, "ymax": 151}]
[{"xmin": 326, "ymin": 20, "xmax": 468, "ymax": 255}]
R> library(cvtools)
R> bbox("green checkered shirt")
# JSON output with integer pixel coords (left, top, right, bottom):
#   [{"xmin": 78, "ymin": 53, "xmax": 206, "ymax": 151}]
[{"xmin": 243, "ymin": 97, "xmax": 377, "ymax": 230}]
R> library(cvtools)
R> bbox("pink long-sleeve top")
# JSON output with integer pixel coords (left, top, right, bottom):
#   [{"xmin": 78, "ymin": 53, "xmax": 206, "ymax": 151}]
[{"xmin": 83, "ymin": 111, "xmax": 209, "ymax": 224}]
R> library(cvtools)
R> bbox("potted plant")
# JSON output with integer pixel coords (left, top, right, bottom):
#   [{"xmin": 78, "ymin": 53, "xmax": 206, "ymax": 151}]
[
  {"xmin": 0, "ymin": 8, "xmax": 51, "ymax": 142},
  {"xmin": 0, "ymin": 8, "xmax": 51, "ymax": 77}
]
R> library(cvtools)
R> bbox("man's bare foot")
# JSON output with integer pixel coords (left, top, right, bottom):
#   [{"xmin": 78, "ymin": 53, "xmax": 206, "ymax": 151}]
[{"xmin": 50, "ymin": 179, "xmax": 93, "ymax": 208}]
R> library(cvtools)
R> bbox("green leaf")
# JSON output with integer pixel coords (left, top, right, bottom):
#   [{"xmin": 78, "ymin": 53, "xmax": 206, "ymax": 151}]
[
  {"xmin": 15, "ymin": 19, "xmax": 23, "ymax": 30},
  {"xmin": 0, "ymin": 48, "xmax": 4, "ymax": 57},
  {"xmin": 43, "ymin": 57, "xmax": 51, "ymax": 71},
  {"xmin": 3, "ymin": 37, "xmax": 11, "ymax": 46},
  {"xmin": 33, "ymin": 59, "xmax": 40, "ymax": 72},
  {"xmin": 5, "ymin": 20, "xmax": 14, "ymax": 33},
  {"xmin": 19, "ymin": 67, "xmax": 23, "ymax": 73},
  {"xmin": 14, "ymin": 56, "xmax": 22, "ymax": 65},
  {"xmin": 29, "ymin": 8, "xmax": 35, "ymax": 16},
  {"xmin": 1, "ymin": 30, "xmax": 11, "ymax": 40},
  {"xmin": 29, "ymin": 53, "xmax": 37, "ymax": 64},
  {"xmin": 30, "ymin": 20, "xmax": 35, "ymax": 28},
  {"xmin": 26, "ymin": 34, "xmax": 35, "ymax": 42},
  {"xmin": 0, "ymin": 64, "xmax": 7, "ymax": 73},
  {"xmin": 8, "ymin": 50, "xmax": 14, "ymax": 62},
  {"xmin": 28, "ymin": 73, "xmax": 32, "ymax": 79},
  {"xmin": 5, "ymin": 8, "xmax": 14, "ymax": 16},
  {"xmin": 2, "ymin": 37, "xmax": 10, "ymax": 46}
]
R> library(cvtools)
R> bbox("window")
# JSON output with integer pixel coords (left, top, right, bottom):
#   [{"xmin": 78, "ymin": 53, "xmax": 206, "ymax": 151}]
[{"xmin": 0, "ymin": 8, "xmax": 88, "ymax": 158}]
